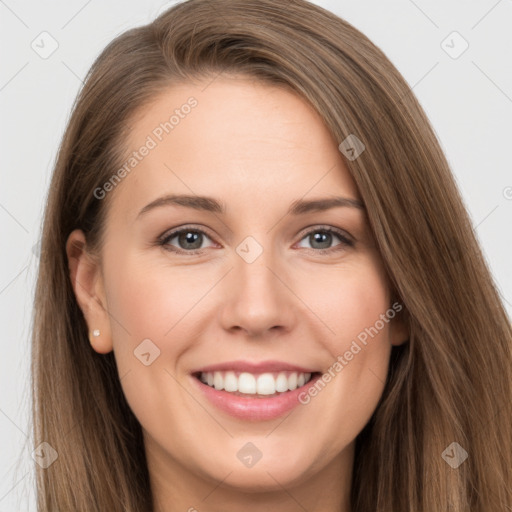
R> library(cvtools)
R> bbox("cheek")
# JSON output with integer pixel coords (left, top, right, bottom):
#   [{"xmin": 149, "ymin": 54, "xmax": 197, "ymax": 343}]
[
  {"xmin": 101, "ymin": 253, "xmax": 210, "ymax": 425},
  {"xmin": 301, "ymin": 257, "xmax": 392, "ymax": 427},
  {"xmin": 104, "ymin": 251, "xmax": 209, "ymax": 343},
  {"xmin": 305, "ymin": 256, "xmax": 391, "ymax": 350}
]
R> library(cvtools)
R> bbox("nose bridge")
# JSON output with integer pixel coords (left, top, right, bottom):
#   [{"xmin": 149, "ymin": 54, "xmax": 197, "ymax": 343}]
[{"xmin": 220, "ymin": 235, "xmax": 295, "ymax": 335}]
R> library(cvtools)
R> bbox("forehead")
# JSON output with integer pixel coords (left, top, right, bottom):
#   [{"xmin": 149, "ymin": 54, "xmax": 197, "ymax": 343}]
[{"xmin": 106, "ymin": 75, "xmax": 360, "ymax": 221}]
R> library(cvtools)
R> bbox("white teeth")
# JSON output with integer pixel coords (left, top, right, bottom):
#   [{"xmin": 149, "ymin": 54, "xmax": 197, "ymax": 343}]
[
  {"xmin": 256, "ymin": 373, "xmax": 275, "ymax": 395},
  {"xmin": 239, "ymin": 372, "xmax": 257, "ymax": 393},
  {"xmin": 223, "ymin": 371, "xmax": 237, "ymax": 392},
  {"xmin": 213, "ymin": 372, "xmax": 223, "ymax": 390},
  {"xmin": 275, "ymin": 373, "xmax": 289, "ymax": 392},
  {"xmin": 198, "ymin": 370, "xmax": 314, "ymax": 395}
]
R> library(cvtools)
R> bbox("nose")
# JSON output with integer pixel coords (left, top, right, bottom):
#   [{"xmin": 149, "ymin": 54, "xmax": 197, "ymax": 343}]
[{"xmin": 219, "ymin": 246, "xmax": 297, "ymax": 338}]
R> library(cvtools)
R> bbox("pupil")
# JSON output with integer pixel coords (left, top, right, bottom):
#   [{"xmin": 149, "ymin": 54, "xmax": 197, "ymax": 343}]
[
  {"xmin": 311, "ymin": 232, "xmax": 331, "ymax": 249},
  {"xmin": 179, "ymin": 231, "xmax": 202, "ymax": 250}
]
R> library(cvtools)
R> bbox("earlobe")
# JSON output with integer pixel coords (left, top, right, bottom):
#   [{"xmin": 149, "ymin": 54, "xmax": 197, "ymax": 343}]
[{"xmin": 66, "ymin": 229, "xmax": 113, "ymax": 354}]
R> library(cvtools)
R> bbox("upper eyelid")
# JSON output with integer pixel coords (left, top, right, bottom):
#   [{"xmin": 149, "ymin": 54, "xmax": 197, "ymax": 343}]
[
  {"xmin": 296, "ymin": 224, "xmax": 352, "ymax": 240},
  {"xmin": 159, "ymin": 225, "xmax": 216, "ymax": 243}
]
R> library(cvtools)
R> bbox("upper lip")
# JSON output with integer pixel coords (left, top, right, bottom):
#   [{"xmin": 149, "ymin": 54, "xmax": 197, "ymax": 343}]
[{"xmin": 191, "ymin": 360, "xmax": 319, "ymax": 375}]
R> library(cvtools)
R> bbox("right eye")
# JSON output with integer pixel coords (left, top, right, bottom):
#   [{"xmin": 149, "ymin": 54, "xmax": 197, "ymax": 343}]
[{"xmin": 158, "ymin": 226, "xmax": 217, "ymax": 255}]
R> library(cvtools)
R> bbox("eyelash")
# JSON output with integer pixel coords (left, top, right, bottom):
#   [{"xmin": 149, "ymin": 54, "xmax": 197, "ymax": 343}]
[{"xmin": 157, "ymin": 224, "xmax": 354, "ymax": 256}]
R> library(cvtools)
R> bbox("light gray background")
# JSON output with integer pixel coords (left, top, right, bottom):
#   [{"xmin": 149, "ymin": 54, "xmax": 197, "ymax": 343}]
[{"xmin": 1, "ymin": 0, "xmax": 511, "ymax": 509}]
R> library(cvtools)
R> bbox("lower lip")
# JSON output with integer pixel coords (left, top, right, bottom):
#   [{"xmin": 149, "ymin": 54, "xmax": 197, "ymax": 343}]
[{"xmin": 190, "ymin": 373, "xmax": 322, "ymax": 421}]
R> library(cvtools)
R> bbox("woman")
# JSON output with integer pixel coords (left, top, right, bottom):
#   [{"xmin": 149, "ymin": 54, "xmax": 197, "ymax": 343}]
[{"xmin": 32, "ymin": 0, "xmax": 512, "ymax": 510}]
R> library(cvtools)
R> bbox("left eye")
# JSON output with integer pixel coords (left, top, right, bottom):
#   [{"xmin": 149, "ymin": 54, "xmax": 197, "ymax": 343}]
[{"xmin": 296, "ymin": 228, "xmax": 352, "ymax": 252}]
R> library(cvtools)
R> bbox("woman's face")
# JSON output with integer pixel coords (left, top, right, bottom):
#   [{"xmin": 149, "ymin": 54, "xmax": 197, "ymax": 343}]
[{"xmin": 68, "ymin": 75, "xmax": 406, "ymax": 504}]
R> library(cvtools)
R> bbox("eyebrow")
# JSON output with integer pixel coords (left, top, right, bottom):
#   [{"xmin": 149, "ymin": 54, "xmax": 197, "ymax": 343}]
[{"xmin": 136, "ymin": 194, "xmax": 365, "ymax": 219}]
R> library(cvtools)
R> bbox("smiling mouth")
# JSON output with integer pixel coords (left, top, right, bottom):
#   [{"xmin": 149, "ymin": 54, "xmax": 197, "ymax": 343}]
[{"xmin": 192, "ymin": 370, "xmax": 322, "ymax": 398}]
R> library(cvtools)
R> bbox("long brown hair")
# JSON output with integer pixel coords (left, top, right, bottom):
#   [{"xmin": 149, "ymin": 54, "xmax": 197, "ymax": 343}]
[{"xmin": 31, "ymin": 0, "xmax": 512, "ymax": 510}]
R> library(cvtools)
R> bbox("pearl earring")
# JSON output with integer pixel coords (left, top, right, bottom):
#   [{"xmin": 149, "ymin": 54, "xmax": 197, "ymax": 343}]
[{"xmin": 89, "ymin": 329, "xmax": 100, "ymax": 344}]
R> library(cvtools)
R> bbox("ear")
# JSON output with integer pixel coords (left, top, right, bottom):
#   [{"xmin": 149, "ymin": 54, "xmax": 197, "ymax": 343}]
[
  {"xmin": 66, "ymin": 229, "xmax": 113, "ymax": 354},
  {"xmin": 388, "ymin": 302, "xmax": 409, "ymax": 347}
]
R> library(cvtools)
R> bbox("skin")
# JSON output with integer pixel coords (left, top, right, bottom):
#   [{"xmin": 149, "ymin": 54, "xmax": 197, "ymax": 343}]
[{"xmin": 67, "ymin": 75, "xmax": 408, "ymax": 512}]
